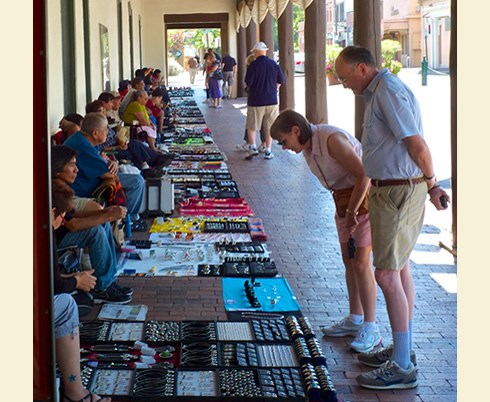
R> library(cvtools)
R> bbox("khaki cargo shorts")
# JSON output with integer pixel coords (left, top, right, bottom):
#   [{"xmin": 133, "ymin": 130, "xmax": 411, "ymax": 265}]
[
  {"xmin": 246, "ymin": 105, "xmax": 279, "ymax": 133},
  {"xmin": 369, "ymin": 181, "xmax": 427, "ymax": 270}
]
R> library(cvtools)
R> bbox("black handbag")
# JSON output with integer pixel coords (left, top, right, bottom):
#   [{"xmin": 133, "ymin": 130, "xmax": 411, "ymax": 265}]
[{"xmin": 57, "ymin": 246, "xmax": 94, "ymax": 317}]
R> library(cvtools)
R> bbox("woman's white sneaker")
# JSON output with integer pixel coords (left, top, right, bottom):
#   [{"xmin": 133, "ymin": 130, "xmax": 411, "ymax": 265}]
[{"xmin": 350, "ymin": 325, "xmax": 382, "ymax": 353}]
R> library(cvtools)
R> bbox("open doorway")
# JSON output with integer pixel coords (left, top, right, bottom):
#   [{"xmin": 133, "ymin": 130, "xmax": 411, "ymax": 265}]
[
  {"xmin": 163, "ymin": 13, "xmax": 229, "ymax": 86},
  {"xmin": 166, "ymin": 28, "xmax": 222, "ymax": 87}
]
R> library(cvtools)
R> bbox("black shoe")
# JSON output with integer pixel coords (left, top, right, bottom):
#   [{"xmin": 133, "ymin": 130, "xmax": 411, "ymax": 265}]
[
  {"xmin": 110, "ymin": 281, "xmax": 133, "ymax": 296},
  {"xmin": 91, "ymin": 287, "xmax": 132, "ymax": 304}
]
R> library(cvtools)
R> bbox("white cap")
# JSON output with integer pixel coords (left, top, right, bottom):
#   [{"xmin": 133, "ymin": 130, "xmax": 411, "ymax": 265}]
[{"xmin": 251, "ymin": 41, "xmax": 269, "ymax": 51}]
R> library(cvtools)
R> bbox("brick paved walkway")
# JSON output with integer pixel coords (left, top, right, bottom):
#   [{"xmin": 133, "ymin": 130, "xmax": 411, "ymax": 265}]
[{"xmin": 117, "ymin": 88, "xmax": 457, "ymax": 402}]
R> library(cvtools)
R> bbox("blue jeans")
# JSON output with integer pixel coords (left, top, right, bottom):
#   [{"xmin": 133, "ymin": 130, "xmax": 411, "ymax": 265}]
[
  {"xmin": 54, "ymin": 294, "xmax": 79, "ymax": 338},
  {"xmin": 119, "ymin": 173, "xmax": 144, "ymax": 220},
  {"xmin": 117, "ymin": 141, "xmax": 152, "ymax": 168},
  {"xmin": 58, "ymin": 222, "xmax": 118, "ymax": 291}
]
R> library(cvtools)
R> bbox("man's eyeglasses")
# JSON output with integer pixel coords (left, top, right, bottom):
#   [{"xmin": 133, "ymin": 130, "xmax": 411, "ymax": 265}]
[{"xmin": 337, "ymin": 64, "xmax": 359, "ymax": 85}]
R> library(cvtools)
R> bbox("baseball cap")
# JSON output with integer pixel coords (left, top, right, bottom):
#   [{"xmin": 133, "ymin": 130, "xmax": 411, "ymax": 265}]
[
  {"xmin": 109, "ymin": 90, "xmax": 121, "ymax": 99},
  {"xmin": 251, "ymin": 42, "xmax": 269, "ymax": 51}
]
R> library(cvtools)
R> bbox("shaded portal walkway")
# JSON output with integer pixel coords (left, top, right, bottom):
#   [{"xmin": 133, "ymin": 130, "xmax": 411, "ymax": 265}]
[
  {"xmin": 119, "ymin": 74, "xmax": 456, "ymax": 401},
  {"xmin": 195, "ymin": 86, "xmax": 457, "ymax": 402}
]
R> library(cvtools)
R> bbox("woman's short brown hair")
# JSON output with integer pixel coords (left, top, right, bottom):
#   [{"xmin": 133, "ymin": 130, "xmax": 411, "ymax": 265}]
[{"xmin": 270, "ymin": 109, "xmax": 312, "ymax": 145}]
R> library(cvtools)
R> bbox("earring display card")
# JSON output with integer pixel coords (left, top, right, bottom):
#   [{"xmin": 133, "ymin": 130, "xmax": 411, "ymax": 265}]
[
  {"xmin": 80, "ymin": 321, "xmax": 144, "ymax": 342},
  {"xmin": 176, "ymin": 370, "xmax": 217, "ymax": 397},
  {"xmin": 108, "ymin": 322, "xmax": 145, "ymax": 341},
  {"xmin": 89, "ymin": 368, "xmax": 134, "ymax": 396}
]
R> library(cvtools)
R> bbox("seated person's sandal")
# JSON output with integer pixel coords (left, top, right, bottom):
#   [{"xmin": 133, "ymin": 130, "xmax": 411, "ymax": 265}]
[{"xmin": 64, "ymin": 390, "xmax": 109, "ymax": 402}]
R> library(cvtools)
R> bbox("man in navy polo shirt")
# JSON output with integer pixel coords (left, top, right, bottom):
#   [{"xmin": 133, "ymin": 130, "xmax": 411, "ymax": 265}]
[{"xmin": 244, "ymin": 42, "xmax": 285, "ymax": 160}]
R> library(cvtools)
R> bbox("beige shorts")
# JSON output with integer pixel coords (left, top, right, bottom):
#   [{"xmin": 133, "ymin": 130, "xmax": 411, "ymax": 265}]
[
  {"xmin": 369, "ymin": 181, "xmax": 427, "ymax": 270},
  {"xmin": 246, "ymin": 105, "xmax": 279, "ymax": 133}
]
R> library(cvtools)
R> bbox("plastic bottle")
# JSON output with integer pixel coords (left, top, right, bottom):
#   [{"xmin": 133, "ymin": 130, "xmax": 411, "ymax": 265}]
[{"xmin": 125, "ymin": 215, "xmax": 132, "ymax": 238}]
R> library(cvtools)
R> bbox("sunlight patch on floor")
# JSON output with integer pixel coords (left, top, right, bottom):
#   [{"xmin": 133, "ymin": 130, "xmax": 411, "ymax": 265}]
[{"xmin": 430, "ymin": 273, "xmax": 457, "ymax": 294}]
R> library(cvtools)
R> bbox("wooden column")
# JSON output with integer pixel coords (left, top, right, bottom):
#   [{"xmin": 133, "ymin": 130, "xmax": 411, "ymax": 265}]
[
  {"xmin": 278, "ymin": 1, "xmax": 294, "ymax": 111},
  {"xmin": 353, "ymin": 0, "xmax": 381, "ymax": 139},
  {"xmin": 246, "ymin": 19, "xmax": 257, "ymax": 52},
  {"xmin": 304, "ymin": 0, "xmax": 327, "ymax": 123},
  {"xmin": 237, "ymin": 26, "xmax": 247, "ymax": 98},
  {"xmin": 259, "ymin": 12, "xmax": 274, "ymax": 59},
  {"xmin": 220, "ymin": 21, "xmax": 229, "ymax": 57}
]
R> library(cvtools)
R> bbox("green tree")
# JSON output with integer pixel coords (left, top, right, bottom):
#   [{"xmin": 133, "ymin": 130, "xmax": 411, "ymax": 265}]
[
  {"xmin": 293, "ymin": 4, "xmax": 305, "ymax": 52},
  {"xmin": 381, "ymin": 39, "xmax": 403, "ymax": 75}
]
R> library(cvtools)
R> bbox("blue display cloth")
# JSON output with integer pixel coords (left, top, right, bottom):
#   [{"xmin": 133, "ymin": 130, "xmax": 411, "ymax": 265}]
[{"xmin": 222, "ymin": 277, "xmax": 301, "ymax": 312}]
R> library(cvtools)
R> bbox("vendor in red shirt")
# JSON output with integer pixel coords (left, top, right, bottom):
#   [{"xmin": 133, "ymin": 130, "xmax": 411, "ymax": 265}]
[{"xmin": 146, "ymin": 87, "xmax": 165, "ymax": 133}]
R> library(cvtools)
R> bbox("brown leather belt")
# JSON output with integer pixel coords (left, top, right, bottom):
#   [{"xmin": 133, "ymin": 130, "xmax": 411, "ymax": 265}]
[{"xmin": 371, "ymin": 177, "xmax": 425, "ymax": 187}]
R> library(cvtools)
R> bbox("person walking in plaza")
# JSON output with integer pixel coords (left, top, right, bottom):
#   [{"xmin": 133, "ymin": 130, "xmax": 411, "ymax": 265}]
[
  {"xmin": 271, "ymin": 109, "xmax": 381, "ymax": 354},
  {"xmin": 221, "ymin": 53, "xmax": 237, "ymax": 99},
  {"xmin": 335, "ymin": 45, "xmax": 449, "ymax": 390},
  {"xmin": 244, "ymin": 41, "xmax": 285, "ymax": 160},
  {"xmin": 188, "ymin": 55, "xmax": 198, "ymax": 85}
]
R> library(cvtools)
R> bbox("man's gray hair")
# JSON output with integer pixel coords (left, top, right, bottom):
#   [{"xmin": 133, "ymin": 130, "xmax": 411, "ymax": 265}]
[{"xmin": 81, "ymin": 112, "xmax": 108, "ymax": 134}]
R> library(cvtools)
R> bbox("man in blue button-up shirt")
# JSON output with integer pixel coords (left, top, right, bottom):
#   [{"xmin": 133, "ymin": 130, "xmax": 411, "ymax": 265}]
[{"xmin": 335, "ymin": 46, "xmax": 449, "ymax": 390}]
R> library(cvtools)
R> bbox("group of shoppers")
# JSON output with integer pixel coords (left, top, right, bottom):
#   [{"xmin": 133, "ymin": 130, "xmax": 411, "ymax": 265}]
[
  {"xmin": 268, "ymin": 45, "xmax": 449, "ymax": 391},
  {"xmin": 217, "ymin": 39, "xmax": 450, "ymax": 391}
]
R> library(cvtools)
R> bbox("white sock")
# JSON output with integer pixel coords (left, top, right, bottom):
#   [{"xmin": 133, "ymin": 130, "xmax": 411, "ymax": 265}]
[
  {"xmin": 265, "ymin": 147, "xmax": 271, "ymax": 153},
  {"xmin": 141, "ymin": 162, "xmax": 150, "ymax": 169},
  {"xmin": 363, "ymin": 321, "xmax": 378, "ymax": 330},
  {"xmin": 349, "ymin": 314, "xmax": 364, "ymax": 325}
]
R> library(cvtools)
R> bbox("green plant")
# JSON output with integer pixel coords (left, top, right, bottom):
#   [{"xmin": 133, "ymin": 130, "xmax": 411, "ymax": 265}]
[
  {"xmin": 381, "ymin": 39, "xmax": 403, "ymax": 75},
  {"xmin": 326, "ymin": 45, "xmax": 343, "ymax": 75},
  {"xmin": 168, "ymin": 58, "xmax": 184, "ymax": 76}
]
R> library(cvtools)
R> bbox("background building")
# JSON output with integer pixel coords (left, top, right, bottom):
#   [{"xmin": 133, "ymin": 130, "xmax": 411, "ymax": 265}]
[
  {"xmin": 382, "ymin": 0, "xmax": 423, "ymax": 67},
  {"xmin": 420, "ymin": 0, "xmax": 451, "ymax": 69}
]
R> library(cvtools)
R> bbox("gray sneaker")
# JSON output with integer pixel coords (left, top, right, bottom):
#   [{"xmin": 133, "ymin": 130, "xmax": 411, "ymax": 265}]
[
  {"xmin": 358, "ymin": 344, "xmax": 417, "ymax": 367},
  {"xmin": 356, "ymin": 360, "xmax": 418, "ymax": 390},
  {"xmin": 321, "ymin": 317, "xmax": 363, "ymax": 337},
  {"xmin": 245, "ymin": 146, "xmax": 259, "ymax": 160}
]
